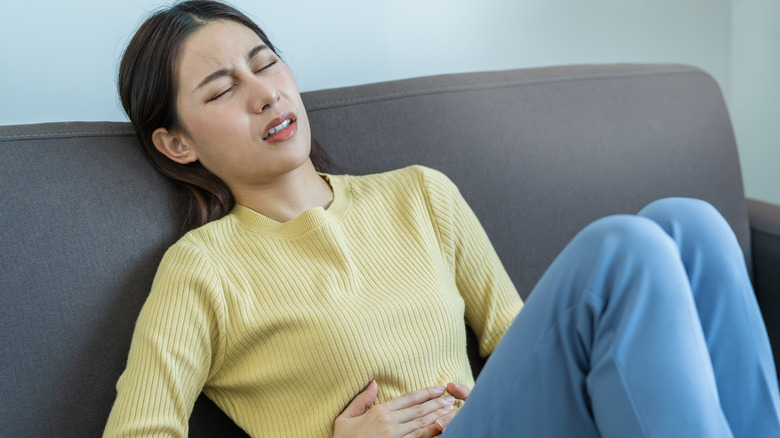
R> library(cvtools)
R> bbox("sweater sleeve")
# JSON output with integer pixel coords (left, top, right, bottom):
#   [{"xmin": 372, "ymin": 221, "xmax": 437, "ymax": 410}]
[
  {"xmin": 419, "ymin": 166, "xmax": 523, "ymax": 358},
  {"xmin": 104, "ymin": 241, "xmax": 226, "ymax": 438}
]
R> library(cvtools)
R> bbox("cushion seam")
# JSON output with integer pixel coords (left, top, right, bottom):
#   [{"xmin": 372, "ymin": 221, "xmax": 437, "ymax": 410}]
[{"xmin": 306, "ymin": 68, "xmax": 709, "ymax": 111}]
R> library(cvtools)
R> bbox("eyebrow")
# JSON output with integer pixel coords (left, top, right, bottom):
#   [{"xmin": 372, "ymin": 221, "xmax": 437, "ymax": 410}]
[{"xmin": 195, "ymin": 44, "xmax": 269, "ymax": 90}]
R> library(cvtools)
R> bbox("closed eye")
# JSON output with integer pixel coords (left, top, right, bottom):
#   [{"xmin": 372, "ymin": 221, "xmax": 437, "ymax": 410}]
[
  {"xmin": 206, "ymin": 59, "xmax": 278, "ymax": 102},
  {"xmin": 253, "ymin": 60, "xmax": 277, "ymax": 74},
  {"xmin": 208, "ymin": 85, "xmax": 235, "ymax": 102}
]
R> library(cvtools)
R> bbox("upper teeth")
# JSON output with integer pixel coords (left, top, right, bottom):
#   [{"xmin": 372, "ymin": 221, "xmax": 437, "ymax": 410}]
[{"xmin": 266, "ymin": 119, "xmax": 292, "ymax": 138}]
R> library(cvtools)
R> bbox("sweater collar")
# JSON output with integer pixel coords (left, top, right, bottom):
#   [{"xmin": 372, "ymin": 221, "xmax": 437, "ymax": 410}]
[{"xmin": 230, "ymin": 173, "xmax": 351, "ymax": 238}]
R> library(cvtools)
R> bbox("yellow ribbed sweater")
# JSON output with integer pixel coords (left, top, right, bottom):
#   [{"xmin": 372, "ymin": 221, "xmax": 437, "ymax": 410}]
[{"xmin": 104, "ymin": 165, "xmax": 522, "ymax": 437}]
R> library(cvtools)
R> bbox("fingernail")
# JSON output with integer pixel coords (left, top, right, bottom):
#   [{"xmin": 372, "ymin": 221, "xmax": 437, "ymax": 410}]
[
  {"xmin": 434, "ymin": 385, "xmax": 445, "ymax": 392},
  {"xmin": 436, "ymin": 417, "xmax": 449, "ymax": 428},
  {"xmin": 443, "ymin": 396, "xmax": 455, "ymax": 404}
]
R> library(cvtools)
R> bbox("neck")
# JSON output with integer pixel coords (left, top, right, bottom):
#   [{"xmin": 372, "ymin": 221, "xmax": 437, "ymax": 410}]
[{"xmin": 231, "ymin": 161, "xmax": 334, "ymax": 223}]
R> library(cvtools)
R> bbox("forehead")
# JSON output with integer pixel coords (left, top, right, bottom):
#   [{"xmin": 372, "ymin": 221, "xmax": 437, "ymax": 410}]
[{"xmin": 176, "ymin": 20, "xmax": 263, "ymax": 83}]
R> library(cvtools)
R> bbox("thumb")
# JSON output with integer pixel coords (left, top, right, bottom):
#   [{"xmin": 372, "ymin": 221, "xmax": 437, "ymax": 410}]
[
  {"xmin": 446, "ymin": 382, "xmax": 471, "ymax": 400},
  {"xmin": 341, "ymin": 380, "xmax": 379, "ymax": 419}
]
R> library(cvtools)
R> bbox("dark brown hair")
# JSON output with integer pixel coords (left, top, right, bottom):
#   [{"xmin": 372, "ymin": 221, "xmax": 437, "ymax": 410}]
[{"xmin": 119, "ymin": 0, "xmax": 329, "ymax": 232}]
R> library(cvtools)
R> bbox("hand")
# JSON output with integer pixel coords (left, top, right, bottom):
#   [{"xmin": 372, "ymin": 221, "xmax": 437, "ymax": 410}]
[
  {"xmin": 434, "ymin": 382, "xmax": 471, "ymax": 433},
  {"xmin": 334, "ymin": 380, "xmax": 457, "ymax": 438}
]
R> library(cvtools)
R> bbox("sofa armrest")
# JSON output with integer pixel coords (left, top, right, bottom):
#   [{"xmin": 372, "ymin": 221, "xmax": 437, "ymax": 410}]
[{"xmin": 747, "ymin": 198, "xmax": 780, "ymax": 364}]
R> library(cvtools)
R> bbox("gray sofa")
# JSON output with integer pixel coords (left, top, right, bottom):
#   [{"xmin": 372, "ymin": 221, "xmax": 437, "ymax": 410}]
[{"xmin": 2, "ymin": 64, "xmax": 779, "ymax": 437}]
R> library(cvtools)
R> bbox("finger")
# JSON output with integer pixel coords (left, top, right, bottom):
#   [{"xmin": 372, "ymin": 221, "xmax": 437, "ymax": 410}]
[
  {"xmin": 339, "ymin": 380, "xmax": 378, "ymax": 419},
  {"xmin": 401, "ymin": 405, "xmax": 455, "ymax": 437},
  {"xmin": 446, "ymin": 382, "xmax": 471, "ymax": 400},
  {"xmin": 434, "ymin": 408, "xmax": 458, "ymax": 432},
  {"xmin": 395, "ymin": 395, "xmax": 455, "ymax": 423},
  {"xmin": 381, "ymin": 385, "xmax": 446, "ymax": 411},
  {"xmin": 403, "ymin": 422, "xmax": 444, "ymax": 438}
]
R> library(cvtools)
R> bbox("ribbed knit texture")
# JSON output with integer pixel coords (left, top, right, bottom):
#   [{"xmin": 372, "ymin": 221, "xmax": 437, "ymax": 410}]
[{"xmin": 104, "ymin": 165, "xmax": 523, "ymax": 437}]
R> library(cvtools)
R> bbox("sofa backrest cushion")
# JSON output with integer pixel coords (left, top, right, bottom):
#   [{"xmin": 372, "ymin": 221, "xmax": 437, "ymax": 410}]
[{"xmin": 0, "ymin": 122, "xmax": 184, "ymax": 436}]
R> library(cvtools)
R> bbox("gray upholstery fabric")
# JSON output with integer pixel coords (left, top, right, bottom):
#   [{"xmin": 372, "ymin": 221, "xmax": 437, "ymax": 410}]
[
  {"xmin": 749, "ymin": 199, "xmax": 780, "ymax": 368},
  {"xmin": 0, "ymin": 64, "xmax": 769, "ymax": 437},
  {"xmin": 0, "ymin": 123, "xmax": 184, "ymax": 437}
]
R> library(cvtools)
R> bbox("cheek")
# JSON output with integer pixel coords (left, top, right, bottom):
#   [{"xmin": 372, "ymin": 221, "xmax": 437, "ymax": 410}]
[
  {"xmin": 180, "ymin": 117, "xmax": 247, "ymax": 173},
  {"xmin": 187, "ymin": 109, "xmax": 246, "ymax": 145}
]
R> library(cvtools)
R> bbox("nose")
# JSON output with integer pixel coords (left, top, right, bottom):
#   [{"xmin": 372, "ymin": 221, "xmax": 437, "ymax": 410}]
[{"xmin": 247, "ymin": 75, "xmax": 279, "ymax": 113}]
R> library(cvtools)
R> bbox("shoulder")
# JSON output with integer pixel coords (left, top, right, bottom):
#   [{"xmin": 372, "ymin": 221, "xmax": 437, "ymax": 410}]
[
  {"xmin": 360, "ymin": 164, "xmax": 453, "ymax": 183},
  {"xmin": 344, "ymin": 166, "xmax": 464, "ymax": 231},
  {"xmin": 157, "ymin": 213, "xmax": 240, "ymax": 273},
  {"xmin": 337, "ymin": 166, "xmax": 460, "ymax": 216},
  {"xmin": 176, "ymin": 212, "xmax": 239, "ymax": 250},
  {"xmin": 346, "ymin": 165, "xmax": 459, "ymax": 198},
  {"xmin": 410, "ymin": 165, "xmax": 460, "ymax": 198}
]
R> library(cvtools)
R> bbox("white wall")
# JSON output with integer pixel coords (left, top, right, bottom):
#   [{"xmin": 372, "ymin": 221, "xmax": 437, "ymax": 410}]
[
  {"xmin": 1, "ymin": 0, "xmax": 777, "ymax": 203},
  {"xmin": 731, "ymin": 0, "xmax": 780, "ymax": 205}
]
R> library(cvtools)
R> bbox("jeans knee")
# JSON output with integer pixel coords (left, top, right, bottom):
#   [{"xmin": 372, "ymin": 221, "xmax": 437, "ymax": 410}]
[
  {"xmin": 639, "ymin": 198, "xmax": 725, "ymax": 232},
  {"xmin": 579, "ymin": 215, "xmax": 679, "ymax": 261},
  {"xmin": 638, "ymin": 197, "xmax": 740, "ymax": 255},
  {"xmin": 572, "ymin": 215, "xmax": 688, "ymax": 303}
]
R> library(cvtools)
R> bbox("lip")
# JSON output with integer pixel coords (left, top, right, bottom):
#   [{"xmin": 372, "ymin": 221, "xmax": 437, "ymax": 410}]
[{"xmin": 263, "ymin": 111, "xmax": 298, "ymax": 143}]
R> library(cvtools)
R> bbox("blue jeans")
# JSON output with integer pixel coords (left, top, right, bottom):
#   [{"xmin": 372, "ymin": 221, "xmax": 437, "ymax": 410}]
[{"xmin": 443, "ymin": 198, "xmax": 780, "ymax": 437}]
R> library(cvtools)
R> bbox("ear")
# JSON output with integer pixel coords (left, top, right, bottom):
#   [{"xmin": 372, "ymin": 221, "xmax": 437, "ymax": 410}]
[{"xmin": 151, "ymin": 127, "xmax": 198, "ymax": 164}]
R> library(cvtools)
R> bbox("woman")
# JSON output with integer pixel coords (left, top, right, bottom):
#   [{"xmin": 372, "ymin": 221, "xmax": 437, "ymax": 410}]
[{"xmin": 105, "ymin": 1, "xmax": 780, "ymax": 437}]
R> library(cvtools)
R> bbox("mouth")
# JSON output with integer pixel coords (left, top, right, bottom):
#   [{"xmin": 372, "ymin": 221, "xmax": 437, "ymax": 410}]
[{"xmin": 263, "ymin": 112, "xmax": 298, "ymax": 142}]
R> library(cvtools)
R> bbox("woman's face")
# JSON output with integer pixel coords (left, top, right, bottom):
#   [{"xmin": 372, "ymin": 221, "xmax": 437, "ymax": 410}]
[{"xmin": 169, "ymin": 19, "xmax": 312, "ymax": 193}]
